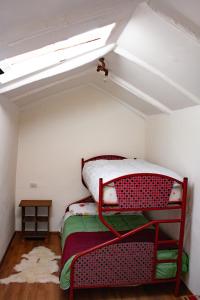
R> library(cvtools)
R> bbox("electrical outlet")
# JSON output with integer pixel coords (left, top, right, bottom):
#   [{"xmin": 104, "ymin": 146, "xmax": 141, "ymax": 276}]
[{"xmin": 30, "ymin": 182, "xmax": 38, "ymax": 188}]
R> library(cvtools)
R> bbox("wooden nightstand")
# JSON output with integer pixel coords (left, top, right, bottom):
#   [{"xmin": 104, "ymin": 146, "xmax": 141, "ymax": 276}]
[{"xmin": 19, "ymin": 200, "xmax": 52, "ymax": 239}]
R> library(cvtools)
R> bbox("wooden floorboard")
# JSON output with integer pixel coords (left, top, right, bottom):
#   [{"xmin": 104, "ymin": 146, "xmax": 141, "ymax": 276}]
[{"xmin": 0, "ymin": 232, "xmax": 191, "ymax": 300}]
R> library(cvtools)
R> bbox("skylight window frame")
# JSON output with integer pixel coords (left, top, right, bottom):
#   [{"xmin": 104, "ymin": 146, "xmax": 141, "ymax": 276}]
[{"xmin": 0, "ymin": 23, "xmax": 115, "ymax": 85}]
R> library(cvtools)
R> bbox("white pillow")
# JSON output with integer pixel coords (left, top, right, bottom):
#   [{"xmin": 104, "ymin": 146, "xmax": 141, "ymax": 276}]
[
  {"xmin": 69, "ymin": 202, "xmax": 97, "ymax": 215},
  {"xmin": 69, "ymin": 202, "xmax": 142, "ymax": 216}
]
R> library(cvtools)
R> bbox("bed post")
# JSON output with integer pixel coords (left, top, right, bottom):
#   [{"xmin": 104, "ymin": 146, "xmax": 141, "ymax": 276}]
[
  {"xmin": 175, "ymin": 177, "xmax": 188, "ymax": 296},
  {"xmin": 98, "ymin": 178, "xmax": 121, "ymax": 237},
  {"xmin": 81, "ymin": 158, "xmax": 84, "ymax": 170},
  {"xmin": 69, "ymin": 261, "xmax": 75, "ymax": 300},
  {"xmin": 69, "ymin": 286, "xmax": 74, "ymax": 300},
  {"xmin": 81, "ymin": 158, "xmax": 87, "ymax": 187}
]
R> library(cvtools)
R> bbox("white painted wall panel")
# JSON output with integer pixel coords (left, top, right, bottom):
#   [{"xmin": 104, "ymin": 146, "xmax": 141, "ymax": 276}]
[
  {"xmin": 0, "ymin": 95, "xmax": 18, "ymax": 261},
  {"xmin": 15, "ymin": 85, "xmax": 146, "ymax": 231},
  {"xmin": 146, "ymin": 106, "xmax": 200, "ymax": 295}
]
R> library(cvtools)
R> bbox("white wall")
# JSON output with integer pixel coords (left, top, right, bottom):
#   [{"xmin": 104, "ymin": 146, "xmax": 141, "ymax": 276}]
[
  {"xmin": 146, "ymin": 106, "xmax": 200, "ymax": 295},
  {"xmin": 0, "ymin": 95, "xmax": 18, "ymax": 261},
  {"xmin": 15, "ymin": 84, "xmax": 146, "ymax": 231}
]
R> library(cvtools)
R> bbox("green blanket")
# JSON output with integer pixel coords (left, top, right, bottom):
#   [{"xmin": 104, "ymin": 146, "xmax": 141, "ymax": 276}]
[{"xmin": 61, "ymin": 214, "xmax": 150, "ymax": 249}]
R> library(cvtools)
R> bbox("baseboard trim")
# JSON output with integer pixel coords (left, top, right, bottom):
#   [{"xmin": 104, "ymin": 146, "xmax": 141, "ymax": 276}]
[
  {"xmin": 15, "ymin": 230, "xmax": 60, "ymax": 235},
  {"xmin": 0, "ymin": 231, "xmax": 16, "ymax": 268}
]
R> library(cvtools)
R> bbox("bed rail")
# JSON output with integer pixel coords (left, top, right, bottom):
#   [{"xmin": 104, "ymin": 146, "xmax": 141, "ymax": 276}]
[{"xmin": 82, "ymin": 154, "xmax": 126, "ymax": 165}]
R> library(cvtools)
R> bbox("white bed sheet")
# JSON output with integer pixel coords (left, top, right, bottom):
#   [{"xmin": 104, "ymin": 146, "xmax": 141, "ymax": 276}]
[{"xmin": 82, "ymin": 159, "xmax": 183, "ymax": 204}]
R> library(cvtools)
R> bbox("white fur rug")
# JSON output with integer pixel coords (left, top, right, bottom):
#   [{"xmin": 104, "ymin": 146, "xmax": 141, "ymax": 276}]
[{"xmin": 0, "ymin": 246, "xmax": 61, "ymax": 284}]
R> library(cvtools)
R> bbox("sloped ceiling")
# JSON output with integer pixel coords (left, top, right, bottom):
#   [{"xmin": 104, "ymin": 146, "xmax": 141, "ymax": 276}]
[{"xmin": 1, "ymin": 0, "xmax": 200, "ymax": 116}]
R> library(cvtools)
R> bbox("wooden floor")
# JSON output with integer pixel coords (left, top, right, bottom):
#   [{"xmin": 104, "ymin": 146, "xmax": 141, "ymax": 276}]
[{"xmin": 0, "ymin": 232, "xmax": 191, "ymax": 300}]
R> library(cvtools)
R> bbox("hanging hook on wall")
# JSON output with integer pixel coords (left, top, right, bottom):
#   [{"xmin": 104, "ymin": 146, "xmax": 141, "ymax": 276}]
[{"xmin": 96, "ymin": 57, "xmax": 108, "ymax": 80}]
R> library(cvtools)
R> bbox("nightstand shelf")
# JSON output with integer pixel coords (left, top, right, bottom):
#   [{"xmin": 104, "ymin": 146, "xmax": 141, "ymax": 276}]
[
  {"xmin": 22, "ymin": 216, "xmax": 49, "ymax": 222},
  {"xmin": 19, "ymin": 200, "xmax": 52, "ymax": 239}
]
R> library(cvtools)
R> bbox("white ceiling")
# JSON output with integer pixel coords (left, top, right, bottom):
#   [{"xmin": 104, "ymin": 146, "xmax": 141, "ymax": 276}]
[
  {"xmin": 1, "ymin": 0, "xmax": 200, "ymax": 116},
  {"xmin": 0, "ymin": 0, "xmax": 137, "ymax": 59}
]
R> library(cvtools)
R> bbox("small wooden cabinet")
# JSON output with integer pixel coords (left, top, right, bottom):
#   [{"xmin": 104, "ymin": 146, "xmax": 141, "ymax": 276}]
[{"xmin": 19, "ymin": 200, "xmax": 52, "ymax": 239}]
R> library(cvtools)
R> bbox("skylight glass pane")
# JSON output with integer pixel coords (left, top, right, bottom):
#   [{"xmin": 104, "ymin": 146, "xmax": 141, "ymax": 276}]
[{"xmin": 0, "ymin": 23, "xmax": 115, "ymax": 84}]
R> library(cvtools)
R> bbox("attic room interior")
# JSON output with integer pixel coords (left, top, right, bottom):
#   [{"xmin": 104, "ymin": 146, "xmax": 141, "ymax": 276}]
[{"xmin": 0, "ymin": 0, "xmax": 200, "ymax": 299}]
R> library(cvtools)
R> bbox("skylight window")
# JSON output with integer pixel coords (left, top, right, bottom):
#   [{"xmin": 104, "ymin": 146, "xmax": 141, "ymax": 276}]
[{"xmin": 0, "ymin": 23, "xmax": 115, "ymax": 84}]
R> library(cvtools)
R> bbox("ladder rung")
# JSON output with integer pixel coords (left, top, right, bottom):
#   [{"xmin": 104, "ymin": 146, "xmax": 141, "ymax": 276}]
[
  {"xmin": 157, "ymin": 240, "xmax": 178, "ymax": 245},
  {"xmin": 156, "ymin": 259, "xmax": 177, "ymax": 263}
]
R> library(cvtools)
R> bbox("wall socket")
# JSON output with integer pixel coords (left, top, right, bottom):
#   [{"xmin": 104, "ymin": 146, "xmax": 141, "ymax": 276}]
[{"xmin": 30, "ymin": 182, "xmax": 38, "ymax": 188}]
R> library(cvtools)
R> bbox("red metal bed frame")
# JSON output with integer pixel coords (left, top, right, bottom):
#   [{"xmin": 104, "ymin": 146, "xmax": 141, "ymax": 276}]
[{"xmin": 67, "ymin": 155, "xmax": 187, "ymax": 300}]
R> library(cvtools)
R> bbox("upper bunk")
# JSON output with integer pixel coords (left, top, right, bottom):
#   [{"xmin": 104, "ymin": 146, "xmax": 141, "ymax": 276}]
[{"xmin": 81, "ymin": 155, "xmax": 187, "ymax": 213}]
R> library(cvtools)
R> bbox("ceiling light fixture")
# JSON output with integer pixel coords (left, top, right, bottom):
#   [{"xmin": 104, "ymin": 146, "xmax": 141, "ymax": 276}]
[{"xmin": 96, "ymin": 57, "xmax": 108, "ymax": 81}]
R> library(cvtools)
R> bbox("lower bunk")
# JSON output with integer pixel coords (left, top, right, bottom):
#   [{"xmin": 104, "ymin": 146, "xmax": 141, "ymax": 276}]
[{"xmin": 60, "ymin": 202, "xmax": 188, "ymax": 297}]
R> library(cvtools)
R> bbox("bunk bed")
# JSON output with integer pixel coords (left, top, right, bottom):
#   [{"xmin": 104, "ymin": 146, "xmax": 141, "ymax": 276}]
[{"xmin": 60, "ymin": 155, "xmax": 188, "ymax": 300}]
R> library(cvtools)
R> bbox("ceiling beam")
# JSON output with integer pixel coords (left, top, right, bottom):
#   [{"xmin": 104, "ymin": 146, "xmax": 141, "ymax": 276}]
[
  {"xmin": 115, "ymin": 47, "xmax": 200, "ymax": 105},
  {"xmin": 9, "ymin": 68, "xmax": 94, "ymax": 102},
  {"xmin": 90, "ymin": 82, "xmax": 146, "ymax": 119},
  {"xmin": 109, "ymin": 73, "xmax": 172, "ymax": 114}
]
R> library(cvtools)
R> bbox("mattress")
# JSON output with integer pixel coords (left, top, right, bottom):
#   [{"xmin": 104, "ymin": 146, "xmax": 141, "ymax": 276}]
[
  {"xmin": 60, "ymin": 212, "xmax": 188, "ymax": 290},
  {"xmin": 82, "ymin": 158, "xmax": 183, "ymax": 204}
]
